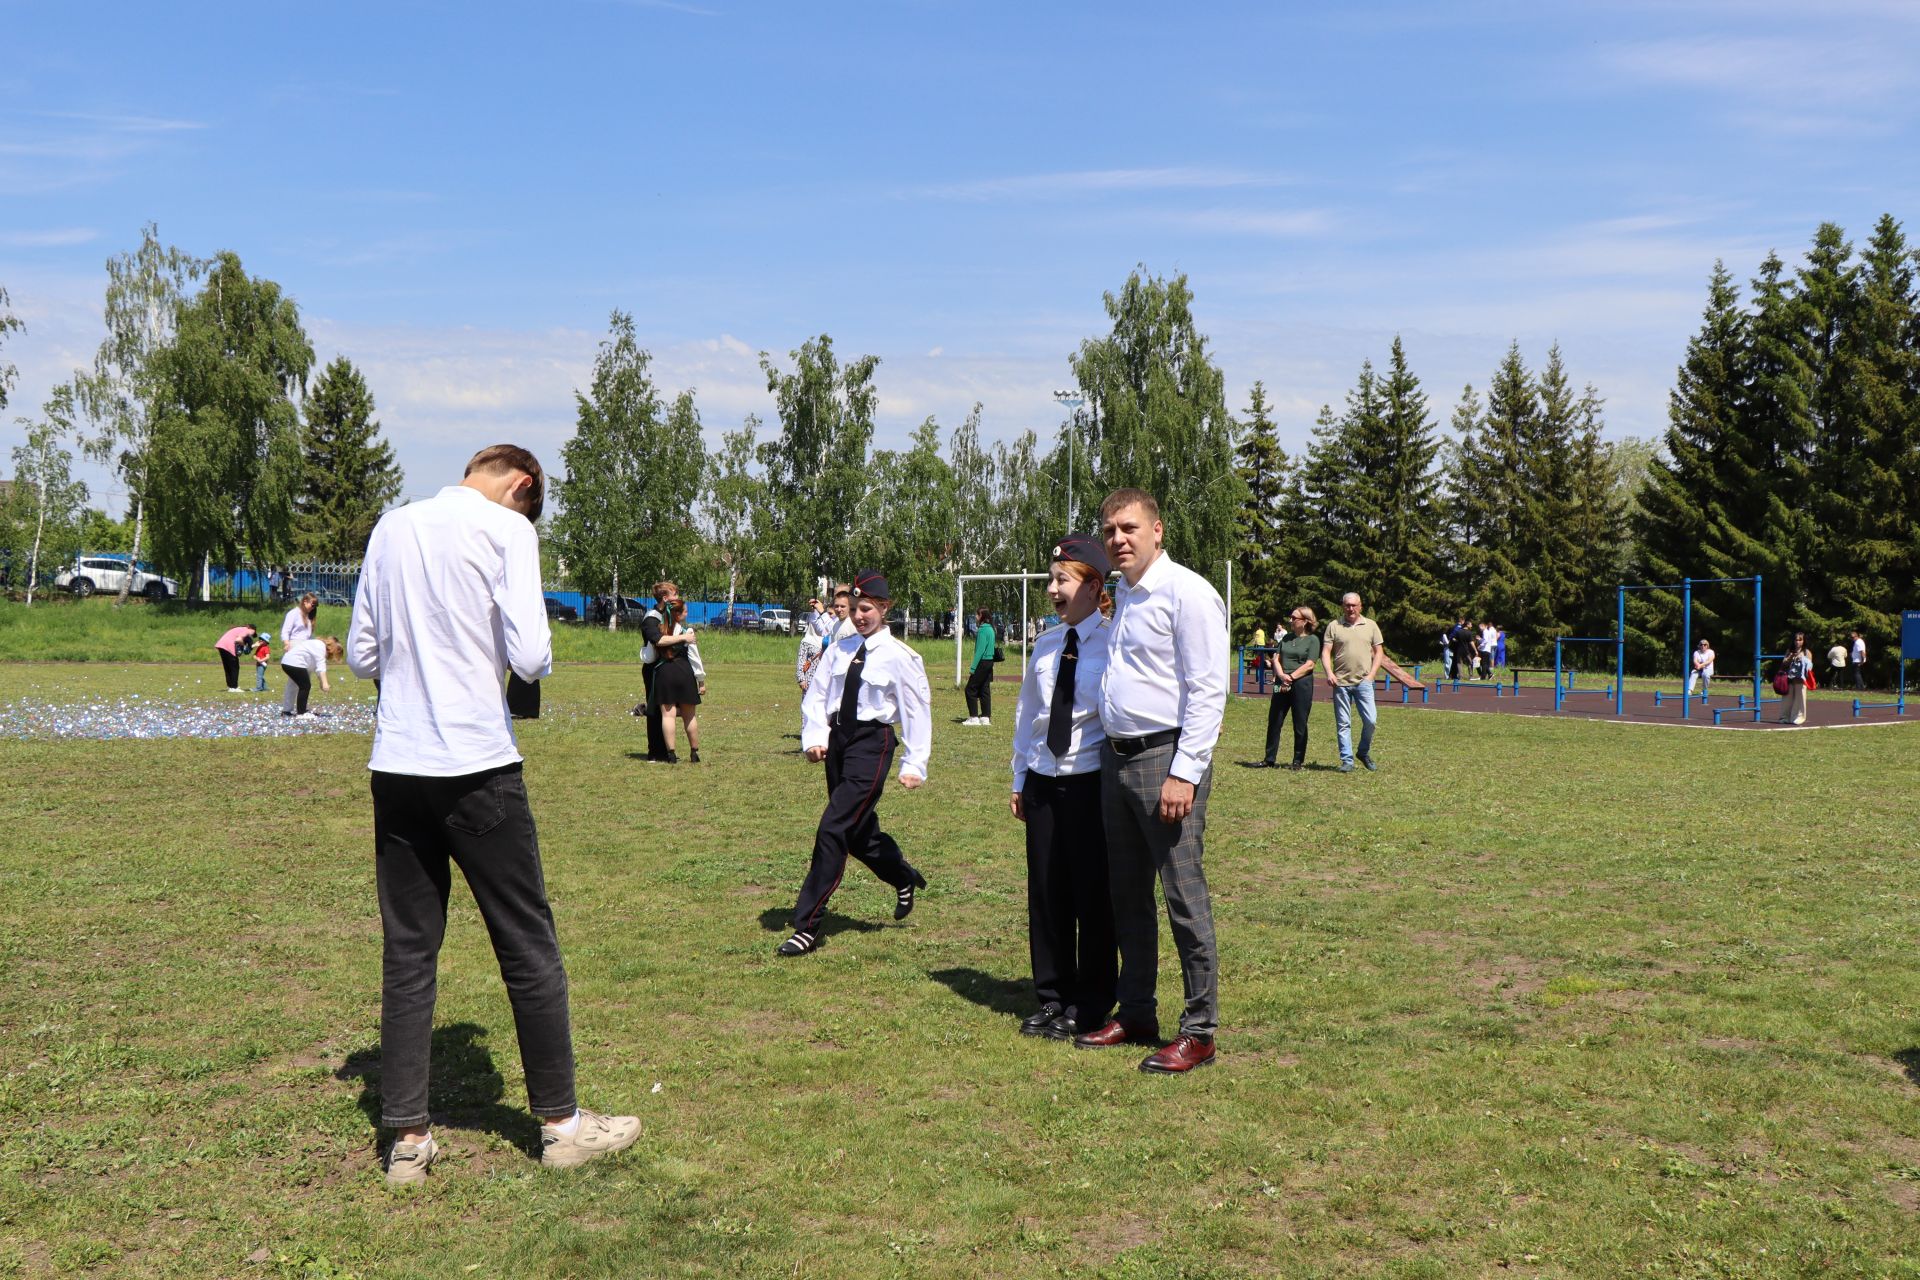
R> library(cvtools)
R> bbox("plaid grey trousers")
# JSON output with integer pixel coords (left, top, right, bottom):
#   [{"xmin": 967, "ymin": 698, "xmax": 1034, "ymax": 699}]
[{"xmin": 1100, "ymin": 740, "xmax": 1219, "ymax": 1037}]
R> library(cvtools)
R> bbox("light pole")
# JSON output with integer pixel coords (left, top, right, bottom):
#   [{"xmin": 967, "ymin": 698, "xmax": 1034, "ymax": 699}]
[{"xmin": 1052, "ymin": 389, "xmax": 1084, "ymax": 530}]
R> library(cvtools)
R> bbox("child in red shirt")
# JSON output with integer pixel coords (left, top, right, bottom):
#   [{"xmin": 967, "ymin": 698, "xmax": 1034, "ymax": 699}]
[{"xmin": 253, "ymin": 633, "xmax": 273, "ymax": 692}]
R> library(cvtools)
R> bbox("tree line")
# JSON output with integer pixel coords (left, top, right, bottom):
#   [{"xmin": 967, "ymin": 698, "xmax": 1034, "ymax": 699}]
[
  {"xmin": 6, "ymin": 219, "xmax": 1916, "ymax": 683},
  {"xmin": 0, "ymin": 225, "xmax": 402, "ymax": 602},
  {"xmin": 1234, "ymin": 216, "xmax": 1920, "ymax": 682}
]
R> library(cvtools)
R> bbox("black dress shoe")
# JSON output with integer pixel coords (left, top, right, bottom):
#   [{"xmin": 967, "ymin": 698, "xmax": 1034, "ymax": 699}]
[
  {"xmin": 1288, "ymin": 762, "xmax": 1303, "ymax": 771},
  {"xmin": 894, "ymin": 867, "xmax": 928, "ymax": 920},
  {"xmin": 1019, "ymin": 1005, "xmax": 1063, "ymax": 1037},
  {"xmin": 1256, "ymin": 760, "xmax": 1277, "ymax": 768},
  {"xmin": 689, "ymin": 749, "xmax": 701, "ymax": 763},
  {"xmin": 664, "ymin": 750, "xmax": 680, "ymax": 764},
  {"xmin": 1040, "ymin": 1013, "xmax": 1080, "ymax": 1042}
]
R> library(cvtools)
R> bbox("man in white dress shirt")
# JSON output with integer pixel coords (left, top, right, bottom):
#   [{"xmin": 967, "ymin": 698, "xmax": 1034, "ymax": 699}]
[
  {"xmin": 1074, "ymin": 488, "xmax": 1227, "ymax": 1074},
  {"xmin": 778, "ymin": 569, "xmax": 931, "ymax": 956},
  {"xmin": 347, "ymin": 444, "xmax": 637, "ymax": 1185}
]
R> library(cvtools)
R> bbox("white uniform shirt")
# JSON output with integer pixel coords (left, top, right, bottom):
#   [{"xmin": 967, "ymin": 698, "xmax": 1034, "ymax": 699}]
[
  {"xmin": 282, "ymin": 604, "xmax": 313, "ymax": 648},
  {"xmin": 280, "ymin": 638, "xmax": 329, "ymax": 674},
  {"xmin": 1098, "ymin": 551, "xmax": 1229, "ymax": 784},
  {"xmin": 1010, "ymin": 612, "xmax": 1111, "ymax": 790},
  {"xmin": 347, "ymin": 484, "xmax": 553, "ymax": 776},
  {"xmin": 801, "ymin": 625, "xmax": 932, "ymax": 781},
  {"xmin": 1480, "ymin": 624, "xmax": 1498, "ymax": 658}
]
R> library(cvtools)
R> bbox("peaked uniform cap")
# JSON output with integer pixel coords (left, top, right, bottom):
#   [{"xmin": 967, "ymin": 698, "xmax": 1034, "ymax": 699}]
[
  {"xmin": 852, "ymin": 569, "xmax": 891, "ymax": 599},
  {"xmin": 1050, "ymin": 535, "xmax": 1111, "ymax": 576}
]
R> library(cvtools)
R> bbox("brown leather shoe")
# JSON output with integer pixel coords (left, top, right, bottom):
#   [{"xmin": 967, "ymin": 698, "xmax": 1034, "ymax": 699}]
[
  {"xmin": 1071, "ymin": 1017, "xmax": 1159, "ymax": 1050},
  {"xmin": 1140, "ymin": 1033, "xmax": 1215, "ymax": 1074}
]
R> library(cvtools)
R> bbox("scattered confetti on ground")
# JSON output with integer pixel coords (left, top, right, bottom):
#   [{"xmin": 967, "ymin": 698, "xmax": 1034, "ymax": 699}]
[{"xmin": 0, "ymin": 693, "xmax": 377, "ymax": 740}]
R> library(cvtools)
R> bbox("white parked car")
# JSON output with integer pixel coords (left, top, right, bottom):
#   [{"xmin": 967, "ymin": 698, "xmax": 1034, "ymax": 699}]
[
  {"xmin": 55, "ymin": 557, "xmax": 180, "ymax": 600},
  {"xmin": 759, "ymin": 608, "xmax": 792, "ymax": 634}
]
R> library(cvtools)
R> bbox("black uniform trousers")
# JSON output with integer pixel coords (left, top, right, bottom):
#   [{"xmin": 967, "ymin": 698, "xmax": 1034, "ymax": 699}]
[
  {"xmin": 791, "ymin": 717, "xmax": 916, "ymax": 935},
  {"xmin": 1022, "ymin": 770, "xmax": 1116, "ymax": 1029},
  {"xmin": 642, "ymin": 661, "xmax": 668, "ymax": 758},
  {"xmin": 1262, "ymin": 674, "xmax": 1314, "ymax": 765}
]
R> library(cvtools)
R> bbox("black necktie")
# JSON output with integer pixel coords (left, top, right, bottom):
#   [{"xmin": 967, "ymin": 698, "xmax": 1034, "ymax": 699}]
[
  {"xmin": 1047, "ymin": 627, "xmax": 1078, "ymax": 758},
  {"xmin": 839, "ymin": 642, "xmax": 867, "ymax": 724}
]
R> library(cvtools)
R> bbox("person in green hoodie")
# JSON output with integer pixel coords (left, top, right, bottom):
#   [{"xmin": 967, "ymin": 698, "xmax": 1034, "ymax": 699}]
[{"xmin": 964, "ymin": 606, "xmax": 999, "ymax": 726}]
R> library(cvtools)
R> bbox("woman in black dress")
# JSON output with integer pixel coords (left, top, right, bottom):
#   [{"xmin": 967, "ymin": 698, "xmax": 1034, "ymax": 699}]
[{"xmin": 654, "ymin": 600, "xmax": 706, "ymax": 762}]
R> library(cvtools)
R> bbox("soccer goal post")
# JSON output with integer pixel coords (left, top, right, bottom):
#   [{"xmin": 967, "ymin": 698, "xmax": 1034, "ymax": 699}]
[{"xmin": 954, "ymin": 572, "xmax": 1050, "ymax": 688}]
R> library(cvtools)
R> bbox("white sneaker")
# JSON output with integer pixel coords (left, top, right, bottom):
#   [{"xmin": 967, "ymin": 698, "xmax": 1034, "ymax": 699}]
[
  {"xmin": 295, "ymin": 712, "xmax": 317, "ymax": 721},
  {"xmin": 961, "ymin": 717, "xmax": 979, "ymax": 726},
  {"xmin": 384, "ymin": 1133, "xmax": 438, "ymax": 1186},
  {"xmin": 541, "ymin": 1108, "xmax": 641, "ymax": 1169},
  {"xmin": 978, "ymin": 718, "xmax": 990, "ymax": 727}
]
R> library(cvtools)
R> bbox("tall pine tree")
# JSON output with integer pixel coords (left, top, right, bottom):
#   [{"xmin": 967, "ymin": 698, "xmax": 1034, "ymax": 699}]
[
  {"xmin": 1232, "ymin": 381, "xmax": 1291, "ymax": 638},
  {"xmin": 294, "ymin": 356, "xmax": 402, "ymax": 560}
]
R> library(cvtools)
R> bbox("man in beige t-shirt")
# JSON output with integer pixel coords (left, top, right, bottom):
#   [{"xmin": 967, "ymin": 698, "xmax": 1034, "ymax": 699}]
[{"xmin": 1322, "ymin": 592, "xmax": 1384, "ymax": 772}]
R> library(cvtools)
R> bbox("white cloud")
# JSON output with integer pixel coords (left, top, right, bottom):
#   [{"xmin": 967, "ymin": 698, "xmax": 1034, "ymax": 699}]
[
  {"xmin": 1156, "ymin": 208, "xmax": 1335, "ymax": 238},
  {"xmin": 33, "ymin": 110, "xmax": 206, "ymax": 133},
  {"xmin": 901, "ymin": 167, "xmax": 1299, "ymax": 202},
  {"xmin": 0, "ymin": 228, "xmax": 99, "ymax": 248}
]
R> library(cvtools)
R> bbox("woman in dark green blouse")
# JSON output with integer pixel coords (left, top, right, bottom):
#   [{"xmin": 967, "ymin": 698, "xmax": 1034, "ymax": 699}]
[{"xmin": 1261, "ymin": 606, "xmax": 1323, "ymax": 769}]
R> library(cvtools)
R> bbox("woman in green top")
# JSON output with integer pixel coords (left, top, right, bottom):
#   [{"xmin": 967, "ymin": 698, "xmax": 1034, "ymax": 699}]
[
  {"xmin": 964, "ymin": 606, "xmax": 999, "ymax": 726},
  {"xmin": 1261, "ymin": 605, "xmax": 1323, "ymax": 769}
]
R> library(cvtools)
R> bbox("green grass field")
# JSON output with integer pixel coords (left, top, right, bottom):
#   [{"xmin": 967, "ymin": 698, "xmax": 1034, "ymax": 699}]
[{"xmin": 2, "ymin": 604, "xmax": 1918, "ymax": 1278}]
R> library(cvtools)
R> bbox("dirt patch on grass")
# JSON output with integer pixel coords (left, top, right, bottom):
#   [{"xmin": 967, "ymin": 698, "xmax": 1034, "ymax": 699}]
[{"xmin": 1464, "ymin": 955, "xmax": 1545, "ymax": 1000}]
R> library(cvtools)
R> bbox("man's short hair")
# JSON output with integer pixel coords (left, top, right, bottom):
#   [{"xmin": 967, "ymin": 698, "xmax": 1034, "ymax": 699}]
[
  {"xmin": 465, "ymin": 444, "xmax": 546, "ymax": 522},
  {"xmin": 653, "ymin": 581, "xmax": 677, "ymax": 602},
  {"xmin": 832, "ymin": 587, "xmax": 852, "ymax": 602},
  {"xmin": 1099, "ymin": 487, "xmax": 1160, "ymax": 525},
  {"xmin": 1343, "ymin": 593, "xmax": 1363, "ymax": 606}
]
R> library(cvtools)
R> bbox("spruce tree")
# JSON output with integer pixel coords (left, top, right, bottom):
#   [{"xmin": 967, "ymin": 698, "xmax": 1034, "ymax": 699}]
[
  {"xmin": 1362, "ymin": 337, "xmax": 1447, "ymax": 647},
  {"xmin": 295, "ymin": 356, "xmax": 402, "ymax": 560},
  {"xmin": 1722, "ymin": 252, "xmax": 1817, "ymax": 646},
  {"xmin": 1836, "ymin": 215, "xmax": 1920, "ymax": 680},
  {"xmin": 1232, "ymin": 381, "xmax": 1291, "ymax": 638},
  {"xmin": 1632, "ymin": 262, "xmax": 1747, "ymax": 665},
  {"xmin": 1795, "ymin": 222, "xmax": 1862, "ymax": 636}
]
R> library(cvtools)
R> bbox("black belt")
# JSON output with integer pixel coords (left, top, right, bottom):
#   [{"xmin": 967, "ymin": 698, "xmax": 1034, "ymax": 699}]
[{"xmin": 1107, "ymin": 728, "xmax": 1179, "ymax": 758}]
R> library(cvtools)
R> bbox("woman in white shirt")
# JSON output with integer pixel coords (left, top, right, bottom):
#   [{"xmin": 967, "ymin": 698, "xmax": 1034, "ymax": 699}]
[
  {"xmin": 1007, "ymin": 536, "xmax": 1117, "ymax": 1042},
  {"xmin": 281, "ymin": 635, "xmax": 342, "ymax": 718},
  {"xmin": 282, "ymin": 592, "xmax": 318, "ymax": 648}
]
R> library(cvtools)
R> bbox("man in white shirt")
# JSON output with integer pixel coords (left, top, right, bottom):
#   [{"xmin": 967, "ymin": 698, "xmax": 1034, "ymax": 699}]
[
  {"xmin": 347, "ymin": 444, "xmax": 637, "ymax": 1185},
  {"xmin": 1074, "ymin": 488, "xmax": 1227, "ymax": 1074},
  {"xmin": 778, "ymin": 570, "xmax": 931, "ymax": 956},
  {"xmin": 1851, "ymin": 629, "xmax": 1867, "ymax": 692}
]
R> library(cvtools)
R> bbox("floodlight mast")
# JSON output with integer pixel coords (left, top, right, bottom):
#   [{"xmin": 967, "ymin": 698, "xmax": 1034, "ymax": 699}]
[{"xmin": 1052, "ymin": 389, "xmax": 1084, "ymax": 531}]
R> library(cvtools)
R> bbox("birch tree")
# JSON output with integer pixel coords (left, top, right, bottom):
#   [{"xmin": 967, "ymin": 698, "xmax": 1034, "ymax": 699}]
[{"xmin": 76, "ymin": 225, "xmax": 206, "ymax": 605}]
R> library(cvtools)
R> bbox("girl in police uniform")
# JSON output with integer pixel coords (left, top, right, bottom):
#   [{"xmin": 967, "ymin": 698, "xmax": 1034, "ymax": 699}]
[
  {"xmin": 1008, "ymin": 536, "xmax": 1117, "ymax": 1039},
  {"xmin": 778, "ymin": 569, "xmax": 932, "ymax": 956}
]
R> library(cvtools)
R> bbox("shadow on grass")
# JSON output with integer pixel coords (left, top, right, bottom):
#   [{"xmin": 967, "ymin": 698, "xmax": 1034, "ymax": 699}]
[
  {"xmin": 1894, "ymin": 1048, "xmax": 1920, "ymax": 1086},
  {"xmin": 927, "ymin": 966, "xmax": 1033, "ymax": 1019},
  {"xmin": 336, "ymin": 1022, "xmax": 543, "ymax": 1156},
  {"xmin": 756, "ymin": 906, "xmax": 885, "ymax": 939}
]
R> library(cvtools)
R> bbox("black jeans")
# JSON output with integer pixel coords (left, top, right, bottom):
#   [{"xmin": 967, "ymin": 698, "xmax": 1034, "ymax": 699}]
[
  {"xmin": 372, "ymin": 764, "xmax": 576, "ymax": 1129},
  {"xmin": 791, "ymin": 719, "xmax": 916, "ymax": 935},
  {"xmin": 1263, "ymin": 675, "xmax": 1314, "ymax": 764},
  {"xmin": 1022, "ymin": 771, "xmax": 1116, "ymax": 1029},
  {"xmin": 281, "ymin": 664, "xmax": 312, "ymax": 714},
  {"xmin": 965, "ymin": 662, "xmax": 996, "ymax": 718},
  {"xmin": 217, "ymin": 648, "xmax": 240, "ymax": 690}
]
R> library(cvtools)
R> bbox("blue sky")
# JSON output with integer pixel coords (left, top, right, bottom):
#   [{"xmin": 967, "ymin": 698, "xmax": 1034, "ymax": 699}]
[{"xmin": 5, "ymin": 0, "xmax": 1919, "ymax": 512}]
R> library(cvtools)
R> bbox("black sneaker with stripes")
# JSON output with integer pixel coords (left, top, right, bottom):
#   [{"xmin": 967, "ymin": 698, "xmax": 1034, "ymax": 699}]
[{"xmin": 894, "ymin": 867, "xmax": 928, "ymax": 921}]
